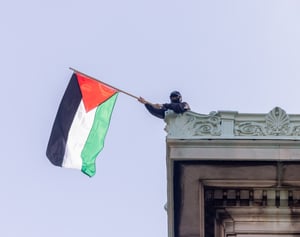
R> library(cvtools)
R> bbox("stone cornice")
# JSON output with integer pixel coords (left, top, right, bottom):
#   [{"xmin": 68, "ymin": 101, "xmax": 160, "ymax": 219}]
[{"xmin": 164, "ymin": 107, "xmax": 300, "ymax": 139}]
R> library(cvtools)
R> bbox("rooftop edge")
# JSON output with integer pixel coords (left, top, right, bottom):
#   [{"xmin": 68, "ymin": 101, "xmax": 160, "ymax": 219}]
[{"xmin": 164, "ymin": 107, "xmax": 300, "ymax": 140}]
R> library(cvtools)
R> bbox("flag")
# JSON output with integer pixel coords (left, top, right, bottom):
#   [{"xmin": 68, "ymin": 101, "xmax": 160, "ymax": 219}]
[{"xmin": 46, "ymin": 72, "xmax": 118, "ymax": 177}]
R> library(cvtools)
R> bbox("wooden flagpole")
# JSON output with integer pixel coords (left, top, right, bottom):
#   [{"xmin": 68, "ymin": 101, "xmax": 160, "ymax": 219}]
[{"xmin": 69, "ymin": 67, "xmax": 140, "ymax": 100}]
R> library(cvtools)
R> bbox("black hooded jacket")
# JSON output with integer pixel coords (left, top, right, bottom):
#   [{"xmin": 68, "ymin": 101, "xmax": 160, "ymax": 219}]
[{"xmin": 145, "ymin": 102, "xmax": 190, "ymax": 119}]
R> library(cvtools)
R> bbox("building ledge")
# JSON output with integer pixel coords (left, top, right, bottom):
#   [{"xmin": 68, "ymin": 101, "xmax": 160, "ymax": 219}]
[{"xmin": 164, "ymin": 107, "xmax": 300, "ymax": 140}]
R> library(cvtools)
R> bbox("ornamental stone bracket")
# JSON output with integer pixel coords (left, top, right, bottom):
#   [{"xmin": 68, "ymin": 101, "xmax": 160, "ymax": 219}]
[{"xmin": 164, "ymin": 107, "xmax": 300, "ymax": 139}]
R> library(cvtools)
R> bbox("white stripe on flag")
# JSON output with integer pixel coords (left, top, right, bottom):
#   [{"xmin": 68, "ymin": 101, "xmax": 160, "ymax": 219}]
[{"xmin": 62, "ymin": 101, "xmax": 96, "ymax": 170}]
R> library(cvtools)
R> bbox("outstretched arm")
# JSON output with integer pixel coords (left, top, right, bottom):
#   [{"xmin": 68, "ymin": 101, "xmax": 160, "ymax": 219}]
[
  {"xmin": 138, "ymin": 96, "xmax": 166, "ymax": 119},
  {"xmin": 138, "ymin": 97, "xmax": 162, "ymax": 109}
]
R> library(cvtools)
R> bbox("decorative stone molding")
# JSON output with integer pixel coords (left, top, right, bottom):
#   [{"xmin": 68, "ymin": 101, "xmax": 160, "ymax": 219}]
[
  {"xmin": 164, "ymin": 107, "xmax": 300, "ymax": 139},
  {"xmin": 236, "ymin": 107, "xmax": 300, "ymax": 136},
  {"xmin": 164, "ymin": 110, "xmax": 221, "ymax": 137}
]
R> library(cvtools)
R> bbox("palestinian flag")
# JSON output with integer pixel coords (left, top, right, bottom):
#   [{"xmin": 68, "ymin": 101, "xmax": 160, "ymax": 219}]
[{"xmin": 46, "ymin": 72, "xmax": 118, "ymax": 177}]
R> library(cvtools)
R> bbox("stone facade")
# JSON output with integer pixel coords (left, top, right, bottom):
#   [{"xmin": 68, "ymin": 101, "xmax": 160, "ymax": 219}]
[
  {"xmin": 165, "ymin": 108, "xmax": 300, "ymax": 237},
  {"xmin": 165, "ymin": 107, "xmax": 300, "ymax": 138}
]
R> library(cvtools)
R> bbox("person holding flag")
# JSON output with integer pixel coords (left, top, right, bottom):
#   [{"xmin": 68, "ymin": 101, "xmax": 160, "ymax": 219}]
[
  {"xmin": 138, "ymin": 91, "xmax": 190, "ymax": 119},
  {"xmin": 46, "ymin": 68, "xmax": 190, "ymax": 177}
]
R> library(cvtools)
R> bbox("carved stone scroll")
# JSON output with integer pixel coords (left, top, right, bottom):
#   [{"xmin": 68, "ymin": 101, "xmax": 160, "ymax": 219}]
[
  {"xmin": 235, "ymin": 107, "xmax": 300, "ymax": 136},
  {"xmin": 164, "ymin": 111, "xmax": 221, "ymax": 137}
]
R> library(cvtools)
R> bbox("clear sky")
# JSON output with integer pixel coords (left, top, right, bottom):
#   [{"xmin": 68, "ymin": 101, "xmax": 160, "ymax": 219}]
[{"xmin": 1, "ymin": 1, "xmax": 300, "ymax": 236}]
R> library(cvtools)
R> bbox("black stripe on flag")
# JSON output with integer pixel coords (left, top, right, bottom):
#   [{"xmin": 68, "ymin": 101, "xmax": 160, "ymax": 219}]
[{"xmin": 46, "ymin": 74, "xmax": 82, "ymax": 167}]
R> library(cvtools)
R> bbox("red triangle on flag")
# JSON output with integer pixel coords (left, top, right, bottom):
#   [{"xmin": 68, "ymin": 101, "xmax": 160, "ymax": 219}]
[{"xmin": 76, "ymin": 73, "xmax": 117, "ymax": 112}]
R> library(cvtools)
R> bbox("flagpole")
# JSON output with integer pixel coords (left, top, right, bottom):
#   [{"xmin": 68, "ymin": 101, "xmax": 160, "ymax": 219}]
[{"xmin": 69, "ymin": 67, "xmax": 140, "ymax": 100}]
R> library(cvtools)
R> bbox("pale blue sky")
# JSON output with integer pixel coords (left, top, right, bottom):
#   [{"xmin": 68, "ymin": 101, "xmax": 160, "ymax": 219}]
[{"xmin": 1, "ymin": 1, "xmax": 300, "ymax": 236}]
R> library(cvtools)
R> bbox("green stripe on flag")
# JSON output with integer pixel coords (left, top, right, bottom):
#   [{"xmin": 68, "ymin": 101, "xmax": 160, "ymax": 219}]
[{"xmin": 81, "ymin": 93, "xmax": 118, "ymax": 177}]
